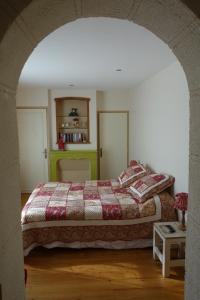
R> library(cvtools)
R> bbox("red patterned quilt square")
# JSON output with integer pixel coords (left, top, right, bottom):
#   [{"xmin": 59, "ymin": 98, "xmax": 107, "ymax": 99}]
[
  {"xmin": 83, "ymin": 192, "xmax": 100, "ymax": 200},
  {"xmin": 70, "ymin": 185, "xmax": 84, "ymax": 191},
  {"xmin": 37, "ymin": 190, "xmax": 54, "ymax": 197},
  {"xmin": 97, "ymin": 181, "xmax": 112, "ymax": 187},
  {"xmin": 45, "ymin": 207, "xmax": 66, "ymax": 221},
  {"xmin": 102, "ymin": 204, "xmax": 122, "ymax": 220}
]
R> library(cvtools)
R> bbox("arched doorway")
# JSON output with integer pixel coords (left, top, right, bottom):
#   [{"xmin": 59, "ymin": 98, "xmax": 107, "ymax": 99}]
[{"xmin": 0, "ymin": 1, "xmax": 199, "ymax": 299}]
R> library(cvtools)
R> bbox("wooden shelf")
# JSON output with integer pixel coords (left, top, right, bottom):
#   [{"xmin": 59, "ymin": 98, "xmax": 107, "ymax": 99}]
[
  {"xmin": 56, "ymin": 115, "xmax": 88, "ymax": 118},
  {"xmin": 64, "ymin": 142, "xmax": 90, "ymax": 144},
  {"xmin": 59, "ymin": 127, "xmax": 87, "ymax": 130},
  {"xmin": 55, "ymin": 97, "xmax": 90, "ymax": 145}
]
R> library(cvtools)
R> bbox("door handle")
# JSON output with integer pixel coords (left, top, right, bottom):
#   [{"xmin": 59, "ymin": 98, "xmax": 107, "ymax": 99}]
[
  {"xmin": 43, "ymin": 148, "xmax": 48, "ymax": 159},
  {"xmin": 99, "ymin": 148, "xmax": 103, "ymax": 158}
]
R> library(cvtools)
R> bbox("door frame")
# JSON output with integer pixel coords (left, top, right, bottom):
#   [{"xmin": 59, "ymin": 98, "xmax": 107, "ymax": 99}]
[
  {"xmin": 16, "ymin": 106, "xmax": 50, "ymax": 189},
  {"xmin": 97, "ymin": 110, "xmax": 129, "ymax": 180}
]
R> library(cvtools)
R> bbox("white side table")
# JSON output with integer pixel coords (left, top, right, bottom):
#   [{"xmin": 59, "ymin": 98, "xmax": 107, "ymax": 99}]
[{"xmin": 153, "ymin": 221, "xmax": 186, "ymax": 277}]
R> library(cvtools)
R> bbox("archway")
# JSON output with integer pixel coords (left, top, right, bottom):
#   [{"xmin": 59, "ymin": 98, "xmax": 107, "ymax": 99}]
[{"xmin": 0, "ymin": 1, "xmax": 199, "ymax": 299}]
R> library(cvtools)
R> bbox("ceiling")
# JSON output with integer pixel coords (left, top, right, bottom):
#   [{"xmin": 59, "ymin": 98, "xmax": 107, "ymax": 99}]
[{"xmin": 19, "ymin": 17, "xmax": 177, "ymax": 90}]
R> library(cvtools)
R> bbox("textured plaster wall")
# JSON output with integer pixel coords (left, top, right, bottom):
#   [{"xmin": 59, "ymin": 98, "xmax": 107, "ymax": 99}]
[
  {"xmin": 0, "ymin": 1, "xmax": 200, "ymax": 300},
  {"xmin": 16, "ymin": 86, "xmax": 48, "ymax": 107}
]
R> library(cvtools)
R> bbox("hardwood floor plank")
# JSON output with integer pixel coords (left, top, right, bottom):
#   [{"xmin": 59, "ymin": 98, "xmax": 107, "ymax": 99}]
[
  {"xmin": 21, "ymin": 193, "xmax": 30, "ymax": 208},
  {"xmin": 24, "ymin": 248, "xmax": 184, "ymax": 300}
]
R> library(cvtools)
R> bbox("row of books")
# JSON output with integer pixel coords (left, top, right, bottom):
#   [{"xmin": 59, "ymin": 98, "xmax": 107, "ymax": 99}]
[{"xmin": 58, "ymin": 132, "xmax": 87, "ymax": 143}]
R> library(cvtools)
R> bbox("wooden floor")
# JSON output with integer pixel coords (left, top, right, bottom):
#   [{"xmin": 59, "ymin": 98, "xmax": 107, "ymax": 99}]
[
  {"xmin": 22, "ymin": 194, "xmax": 184, "ymax": 300},
  {"xmin": 24, "ymin": 248, "xmax": 184, "ymax": 300},
  {"xmin": 21, "ymin": 193, "xmax": 30, "ymax": 208}
]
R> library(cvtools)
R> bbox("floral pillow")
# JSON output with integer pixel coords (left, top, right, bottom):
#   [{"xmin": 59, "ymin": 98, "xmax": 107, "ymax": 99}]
[
  {"xmin": 129, "ymin": 173, "xmax": 175, "ymax": 202},
  {"xmin": 129, "ymin": 161, "xmax": 152, "ymax": 175},
  {"xmin": 118, "ymin": 164, "xmax": 147, "ymax": 187},
  {"xmin": 129, "ymin": 160, "xmax": 139, "ymax": 167}
]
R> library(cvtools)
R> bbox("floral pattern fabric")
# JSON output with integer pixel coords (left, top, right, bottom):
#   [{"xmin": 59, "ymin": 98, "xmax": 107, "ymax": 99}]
[
  {"xmin": 118, "ymin": 164, "xmax": 147, "ymax": 187},
  {"xmin": 129, "ymin": 174, "xmax": 175, "ymax": 202},
  {"xmin": 22, "ymin": 180, "xmax": 153, "ymax": 223},
  {"xmin": 23, "ymin": 223, "xmax": 155, "ymax": 256},
  {"xmin": 21, "ymin": 181, "xmax": 177, "ymax": 256}
]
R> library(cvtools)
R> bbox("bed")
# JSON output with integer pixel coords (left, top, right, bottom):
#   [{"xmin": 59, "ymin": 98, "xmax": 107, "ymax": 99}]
[{"xmin": 21, "ymin": 179, "xmax": 176, "ymax": 256}]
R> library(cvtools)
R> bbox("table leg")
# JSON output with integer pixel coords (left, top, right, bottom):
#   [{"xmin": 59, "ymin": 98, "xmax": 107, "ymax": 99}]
[
  {"xmin": 162, "ymin": 239, "xmax": 170, "ymax": 277},
  {"xmin": 153, "ymin": 227, "xmax": 156, "ymax": 260},
  {"xmin": 153, "ymin": 228, "xmax": 160, "ymax": 260}
]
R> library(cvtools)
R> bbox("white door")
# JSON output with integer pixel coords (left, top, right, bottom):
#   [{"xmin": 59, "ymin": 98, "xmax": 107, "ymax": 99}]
[
  {"xmin": 98, "ymin": 111, "xmax": 128, "ymax": 179},
  {"xmin": 17, "ymin": 108, "xmax": 48, "ymax": 192}
]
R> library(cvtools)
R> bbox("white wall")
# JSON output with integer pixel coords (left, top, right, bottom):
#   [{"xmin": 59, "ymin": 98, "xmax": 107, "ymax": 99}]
[
  {"xmin": 16, "ymin": 86, "xmax": 48, "ymax": 107},
  {"xmin": 129, "ymin": 61, "xmax": 189, "ymax": 193},
  {"xmin": 49, "ymin": 88, "xmax": 97, "ymax": 150},
  {"xmin": 97, "ymin": 89, "xmax": 130, "ymax": 111}
]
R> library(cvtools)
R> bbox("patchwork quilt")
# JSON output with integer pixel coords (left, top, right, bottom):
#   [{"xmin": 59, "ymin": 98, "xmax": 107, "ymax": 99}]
[
  {"xmin": 22, "ymin": 180, "xmax": 159, "ymax": 224},
  {"xmin": 21, "ymin": 180, "xmax": 177, "ymax": 255}
]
